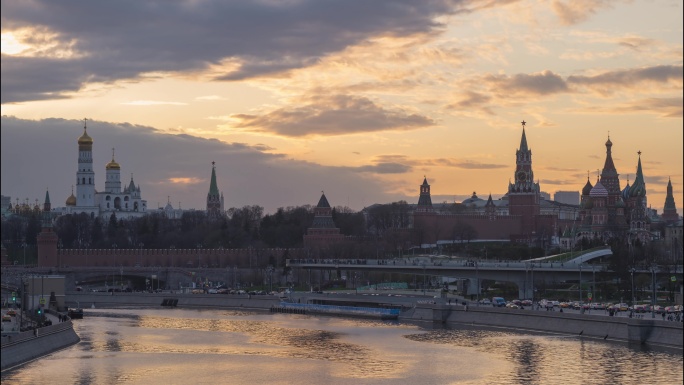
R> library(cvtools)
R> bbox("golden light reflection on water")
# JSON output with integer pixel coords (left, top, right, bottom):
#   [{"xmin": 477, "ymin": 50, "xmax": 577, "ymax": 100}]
[
  {"xmin": 84, "ymin": 311, "xmax": 408, "ymax": 379},
  {"xmin": 404, "ymin": 329, "xmax": 684, "ymax": 385},
  {"xmin": 2, "ymin": 309, "xmax": 681, "ymax": 385}
]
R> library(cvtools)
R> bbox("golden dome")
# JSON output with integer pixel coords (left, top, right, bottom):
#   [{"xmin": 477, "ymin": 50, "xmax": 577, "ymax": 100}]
[
  {"xmin": 78, "ymin": 129, "xmax": 93, "ymax": 145},
  {"xmin": 66, "ymin": 194, "xmax": 77, "ymax": 206},
  {"xmin": 106, "ymin": 148, "xmax": 120, "ymax": 170},
  {"xmin": 106, "ymin": 160, "xmax": 120, "ymax": 170},
  {"xmin": 66, "ymin": 186, "xmax": 77, "ymax": 206}
]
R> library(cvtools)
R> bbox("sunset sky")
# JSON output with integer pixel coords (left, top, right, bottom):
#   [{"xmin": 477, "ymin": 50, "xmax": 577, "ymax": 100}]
[{"xmin": 2, "ymin": 0, "xmax": 682, "ymax": 215}]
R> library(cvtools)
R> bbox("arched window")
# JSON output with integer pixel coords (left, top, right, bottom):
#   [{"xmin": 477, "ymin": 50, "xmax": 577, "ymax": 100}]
[
  {"xmin": 106, "ymin": 196, "xmax": 111, "ymax": 201},
  {"xmin": 82, "ymin": 177, "xmax": 86, "ymax": 184},
  {"xmin": 107, "ymin": 202, "xmax": 110, "ymax": 208},
  {"xmin": 89, "ymin": 177, "xmax": 92, "ymax": 184},
  {"xmin": 124, "ymin": 196, "xmax": 129, "ymax": 201}
]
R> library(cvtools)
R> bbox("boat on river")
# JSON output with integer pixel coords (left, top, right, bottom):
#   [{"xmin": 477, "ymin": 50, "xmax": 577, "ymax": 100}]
[{"xmin": 271, "ymin": 302, "xmax": 400, "ymax": 320}]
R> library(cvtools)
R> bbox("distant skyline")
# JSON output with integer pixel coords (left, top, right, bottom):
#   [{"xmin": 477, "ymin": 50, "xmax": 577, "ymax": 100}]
[{"xmin": 2, "ymin": 1, "xmax": 682, "ymax": 215}]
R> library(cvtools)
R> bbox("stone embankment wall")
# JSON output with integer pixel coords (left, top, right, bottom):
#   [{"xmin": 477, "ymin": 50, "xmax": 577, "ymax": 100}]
[
  {"xmin": 1, "ymin": 320, "xmax": 80, "ymax": 371},
  {"xmin": 66, "ymin": 292, "xmax": 280, "ymax": 310},
  {"xmin": 403, "ymin": 304, "xmax": 683, "ymax": 348}
]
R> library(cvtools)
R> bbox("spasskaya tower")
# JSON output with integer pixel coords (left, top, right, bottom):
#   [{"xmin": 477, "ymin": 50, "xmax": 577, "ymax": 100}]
[{"xmin": 508, "ymin": 120, "xmax": 541, "ymax": 239}]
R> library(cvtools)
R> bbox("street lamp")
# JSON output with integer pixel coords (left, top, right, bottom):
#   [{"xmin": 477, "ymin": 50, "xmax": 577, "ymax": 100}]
[
  {"xmin": 196, "ymin": 243, "xmax": 203, "ymax": 268},
  {"xmin": 651, "ymin": 264, "xmax": 657, "ymax": 319},
  {"xmin": 112, "ymin": 243, "xmax": 117, "ymax": 268},
  {"xmin": 475, "ymin": 259, "xmax": 480, "ymax": 306},
  {"xmin": 266, "ymin": 265, "xmax": 274, "ymax": 292},
  {"xmin": 84, "ymin": 242, "xmax": 90, "ymax": 267},
  {"xmin": 169, "ymin": 245, "xmax": 175, "ymax": 267},
  {"xmin": 630, "ymin": 268, "xmax": 636, "ymax": 306},
  {"xmin": 579, "ymin": 261, "xmax": 582, "ymax": 304},
  {"xmin": 138, "ymin": 242, "xmax": 144, "ymax": 267}
]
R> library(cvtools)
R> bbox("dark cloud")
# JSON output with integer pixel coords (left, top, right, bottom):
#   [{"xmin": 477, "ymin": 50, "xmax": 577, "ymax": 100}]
[
  {"xmin": 2, "ymin": 0, "xmax": 464, "ymax": 103},
  {"xmin": 486, "ymin": 70, "xmax": 569, "ymax": 96},
  {"xmin": 568, "ymin": 65, "xmax": 683, "ymax": 88},
  {"xmin": 429, "ymin": 159, "xmax": 508, "ymax": 169},
  {"xmin": 232, "ymin": 95, "xmax": 435, "ymax": 137},
  {"xmin": 446, "ymin": 91, "xmax": 495, "ymax": 114},
  {"xmin": 345, "ymin": 162, "xmax": 413, "ymax": 174},
  {"xmin": 0, "ymin": 116, "xmax": 407, "ymax": 212},
  {"xmin": 369, "ymin": 155, "xmax": 507, "ymax": 170}
]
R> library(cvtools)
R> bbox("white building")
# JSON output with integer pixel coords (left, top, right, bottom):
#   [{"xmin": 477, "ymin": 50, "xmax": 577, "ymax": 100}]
[{"xmin": 58, "ymin": 121, "xmax": 147, "ymax": 219}]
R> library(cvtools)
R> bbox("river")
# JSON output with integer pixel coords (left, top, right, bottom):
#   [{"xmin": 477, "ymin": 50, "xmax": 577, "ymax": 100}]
[{"xmin": 2, "ymin": 308, "xmax": 682, "ymax": 384}]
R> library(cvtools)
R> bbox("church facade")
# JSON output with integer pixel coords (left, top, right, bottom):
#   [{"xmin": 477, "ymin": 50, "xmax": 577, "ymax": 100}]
[{"xmin": 58, "ymin": 120, "xmax": 148, "ymax": 219}]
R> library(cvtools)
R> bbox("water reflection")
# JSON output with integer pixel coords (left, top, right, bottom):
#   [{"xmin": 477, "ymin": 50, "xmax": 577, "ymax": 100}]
[
  {"xmin": 2, "ymin": 309, "xmax": 681, "ymax": 385},
  {"xmin": 403, "ymin": 328, "xmax": 683, "ymax": 385}
]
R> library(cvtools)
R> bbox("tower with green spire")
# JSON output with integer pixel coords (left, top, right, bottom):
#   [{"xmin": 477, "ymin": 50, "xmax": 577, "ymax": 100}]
[{"xmin": 206, "ymin": 162, "xmax": 224, "ymax": 219}]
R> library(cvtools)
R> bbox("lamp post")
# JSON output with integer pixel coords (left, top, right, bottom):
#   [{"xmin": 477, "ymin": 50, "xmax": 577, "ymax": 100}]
[
  {"xmin": 112, "ymin": 243, "xmax": 117, "ymax": 268},
  {"xmin": 138, "ymin": 242, "xmax": 144, "ymax": 267},
  {"xmin": 592, "ymin": 265, "xmax": 595, "ymax": 303},
  {"xmin": 579, "ymin": 263, "xmax": 582, "ymax": 303},
  {"xmin": 266, "ymin": 265, "xmax": 274, "ymax": 293},
  {"xmin": 169, "ymin": 245, "xmax": 175, "ymax": 268},
  {"xmin": 475, "ymin": 259, "xmax": 480, "ymax": 306},
  {"xmin": 421, "ymin": 263, "xmax": 426, "ymax": 295},
  {"xmin": 196, "ymin": 243, "xmax": 203, "ymax": 268},
  {"xmin": 630, "ymin": 268, "xmax": 636, "ymax": 306},
  {"xmin": 22, "ymin": 242, "xmax": 27, "ymax": 266},
  {"xmin": 651, "ymin": 264, "xmax": 657, "ymax": 319},
  {"xmin": 57, "ymin": 240, "xmax": 63, "ymax": 269},
  {"xmin": 84, "ymin": 242, "xmax": 90, "ymax": 267}
]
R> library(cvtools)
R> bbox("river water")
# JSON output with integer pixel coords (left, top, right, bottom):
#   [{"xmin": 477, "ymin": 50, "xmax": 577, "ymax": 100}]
[{"xmin": 2, "ymin": 308, "xmax": 682, "ymax": 385}]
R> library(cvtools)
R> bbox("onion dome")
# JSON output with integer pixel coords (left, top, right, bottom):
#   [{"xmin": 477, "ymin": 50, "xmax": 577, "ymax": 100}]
[
  {"xmin": 106, "ymin": 149, "xmax": 120, "ymax": 170},
  {"xmin": 581, "ymin": 177, "xmax": 593, "ymax": 196},
  {"xmin": 78, "ymin": 128, "xmax": 93, "ymax": 146},
  {"xmin": 621, "ymin": 181, "xmax": 631, "ymax": 200},
  {"xmin": 66, "ymin": 186, "xmax": 77, "ymax": 206},
  {"xmin": 66, "ymin": 193, "xmax": 77, "ymax": 206},
  {"xmin": 589, "ymin": 179, "xmax": 608, "ymax": 197}
]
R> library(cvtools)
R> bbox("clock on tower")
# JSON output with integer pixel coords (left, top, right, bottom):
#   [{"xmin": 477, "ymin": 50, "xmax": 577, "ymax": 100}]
[{"xmin": 517, "ymin": 170, "xmax": 527, "ymax": 182}]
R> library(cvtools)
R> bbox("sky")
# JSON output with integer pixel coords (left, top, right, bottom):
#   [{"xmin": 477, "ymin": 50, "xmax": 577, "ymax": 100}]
[{"xmin": 1, "ymin": 0, "xmax": 682, "ymax": 215}]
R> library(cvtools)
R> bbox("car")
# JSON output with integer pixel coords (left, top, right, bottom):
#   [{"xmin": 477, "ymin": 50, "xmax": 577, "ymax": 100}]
[
  {"xmin": 506, "ymin": 303, "xmax": 520, "ymax": 309},
  {"xmin": 492, "ymin": 297, "xmax": 506, "ymax": 307},
  {"xmin": 634, "ymin": 304, "xmax": 648, "ymax": 313},
  {"xmin": 521, "ymin": 300, "xmax": 533, "ymax": 306},
  {"xmin": 7, "ymin": 310, "xmax": 16, "ymax": 317},
  {"xmin": 479, "ymin": 299, "xmax": 492, "ymax": 305},
  {"xmin": 618, "ymin": 303, "xmax": 629, "ymax": 312},
  {"xmin": 590, "ymin": 303, "xmax": 605, "ymax": 310},
  {"xmin": 2, "ymin": 315, "xmax": 11, "ymax": 322},
  {"xmin": 560, "ymin": 302, "xmax": 570, "ymax": 308}
]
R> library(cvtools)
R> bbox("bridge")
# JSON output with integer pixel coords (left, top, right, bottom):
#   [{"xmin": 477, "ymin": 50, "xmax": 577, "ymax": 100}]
[{"xmin": 286, "ymin": 255, "xmax": 683, "ymax": 299}]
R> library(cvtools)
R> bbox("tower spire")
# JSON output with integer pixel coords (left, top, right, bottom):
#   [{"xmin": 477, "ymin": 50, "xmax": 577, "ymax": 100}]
[{"xmin": 519, "ymin": 120, "xmax": 529, "ymax": 152}]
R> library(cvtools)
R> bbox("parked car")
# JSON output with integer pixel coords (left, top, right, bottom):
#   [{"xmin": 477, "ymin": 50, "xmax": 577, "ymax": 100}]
[{"xmin": 479, "ymin": 299, "xmax": 492, "ymax": 305}]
